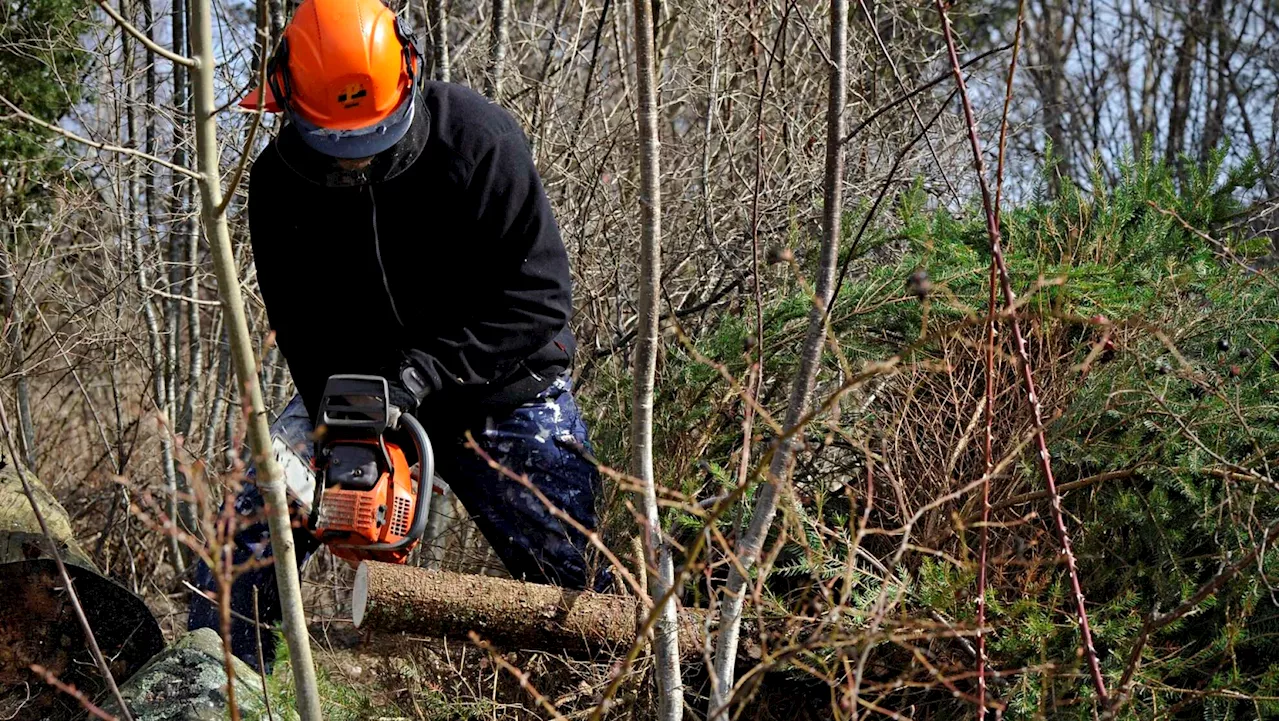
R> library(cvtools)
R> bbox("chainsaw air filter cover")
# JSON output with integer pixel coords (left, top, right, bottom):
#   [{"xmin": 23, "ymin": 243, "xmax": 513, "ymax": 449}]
[{"xmin": 326, "ymin": 443, "xmax": 380, "ymax": 490}]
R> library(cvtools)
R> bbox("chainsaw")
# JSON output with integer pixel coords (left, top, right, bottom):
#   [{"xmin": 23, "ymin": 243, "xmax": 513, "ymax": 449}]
[{"xmin": 309, "ymin": 375, "xmax": 434, "ymax": 565}]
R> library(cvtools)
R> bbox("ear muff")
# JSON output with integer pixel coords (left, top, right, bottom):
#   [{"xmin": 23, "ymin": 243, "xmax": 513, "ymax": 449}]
[
  {"xmin": 392, "ymin": 14, "xmax": 424, "ymax": 91},
  {"xmin": 266, "ymin": 37, "xmax": 293, "ymax": 111}
]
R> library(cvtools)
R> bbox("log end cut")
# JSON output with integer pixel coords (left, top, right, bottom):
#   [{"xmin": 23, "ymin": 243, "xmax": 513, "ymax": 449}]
[{"xmin": 352, "ymin": 560, "xmax": 370, "ymax": 628}]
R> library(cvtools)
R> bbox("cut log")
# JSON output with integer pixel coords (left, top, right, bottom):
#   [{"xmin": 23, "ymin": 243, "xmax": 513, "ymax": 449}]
[{"xmin": 354, "ymin": 561, "xmax": 724, "ymax": 661}]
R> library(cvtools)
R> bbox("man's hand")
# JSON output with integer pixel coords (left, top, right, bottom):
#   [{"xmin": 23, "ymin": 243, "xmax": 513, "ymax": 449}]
[{"xmin": 386, "ymin": 364, "xmax": 430, "ymax": 413}]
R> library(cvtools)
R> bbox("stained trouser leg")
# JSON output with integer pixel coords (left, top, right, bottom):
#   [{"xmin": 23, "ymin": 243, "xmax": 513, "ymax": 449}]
[
  {"xmin": 431, "ymin": 374, "xmax": 611, "ymax": 592},
  {"xmin": 187, "ymin": 395, "xmax": 319, "ymax": 671}
]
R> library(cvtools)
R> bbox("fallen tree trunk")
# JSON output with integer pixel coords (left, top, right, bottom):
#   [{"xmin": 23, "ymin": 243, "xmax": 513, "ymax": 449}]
[{"xmin": 354, "ymin": 562, "xmax": 731, "ymax": 661}]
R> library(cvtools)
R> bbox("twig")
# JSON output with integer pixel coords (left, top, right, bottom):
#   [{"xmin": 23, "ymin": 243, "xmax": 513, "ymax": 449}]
[
  {"xmin": 95, "ymin": 0, "xmax": 197, "ymax": 66},
  {"xmin": 973, "ymin": 469, "xmax": 1138, "ymax": 521},
  {"xmin": 0, "ymin": 400, "xmax": 135, "ymax": 721},
  {"xmin": 853, "ymin": 0, "xmax": 961, "ymax": 205},
  {"xmin": 0, "ymin": 95, "xmax": 202, "ymax": 179},
  {"xmin": 1146, "ymin": 201, "xmax": 1276, "ymax": 285},
  {"xmin": 217, "ymin": 12, "xmax": 271, "ymax": 216},
  {"xmin": 1106, "ymin": 525, "xmax": 1278, "ymax": 717},
  {"xmin": 740, "ymin": 0, "xmax": 795, "ymax": 551},
  {"xmin": 147, "ymin": 286, "xmax": 222, "ymax": 306},
  {"xmin": 28, "ymin": 665, "xmax": 119, "ymax": 721},
  {"xmin": 463, "ymin": 434, "xmax": 647, "ymax": 602},
  {"xmin": 468, "ymin": 633, "xmax": 568, "ymax": 720},
  {"xmin": 254, "ymin": 588, "xmax": 276, "ymax": 721},
  {"xmin": 976, "ymin": 256, "xmax": 998, "ymax": 720},
  {"xmin": 979, "ymin": 7, "xmax": 1023, "ymax": 712},
  {"xmin": 840, "ymin": 44, "xmax": 1013, "ymax": 147},
  {"xmin": 182, "ymin": 580, "xmax": 274, "ymax": 629},
  {"xmin": 993, "ymin": 0, "xmax": 1026, "ymax": 223},
  {"xmin": 934, "ymin": 0, "xmax": 1110, "ymax": 706},
  {"xmin": 831, "ymin": 87, "xmax": 960, "ymax": 297}
]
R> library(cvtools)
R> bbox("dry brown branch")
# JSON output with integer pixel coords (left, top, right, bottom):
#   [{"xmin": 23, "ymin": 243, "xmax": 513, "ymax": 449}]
[
  {"xmin": 935, "ymin": 0, "xmax": 1110, "ymax": 704},
  {"xmin": 0, "ymin": 95, "xmax": 202, "ymax": 179},
  {"xmin": 27, "ymin": 665, "xmax": 118, "ymax": 721}
]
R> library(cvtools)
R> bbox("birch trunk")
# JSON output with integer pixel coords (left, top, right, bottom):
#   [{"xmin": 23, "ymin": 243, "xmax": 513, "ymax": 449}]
[
  {"xmin": 119, "ymin": 0, "xmax": 185, "ymax": 572},
  {"xmin": 174, "ymin": 0, "xmax": 203, "ymax": 443},
  {"xmin": 709, "ymin": 0, "xmax": 845, "ymax": 716},
  {"xmin": 187, "ymin": 0, "xmax": 322, "ymax": 713},
  {"xmin": 485, "ymin": 0, "xmax": 508, "ymax": 100},
  {"xmin": 0, "ymin": 225, "xmax": 35, "ymax": 469},
  {"xmin": 430, "ymin": 0, "xmax": 450, "ymax": 82},
  {"xmin": 631, "ymin": 0, "xmax": 683, "ymax": 717}
]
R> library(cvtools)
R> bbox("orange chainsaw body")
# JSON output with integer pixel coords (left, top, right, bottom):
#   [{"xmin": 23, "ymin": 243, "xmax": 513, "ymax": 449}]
[
  {"xmin": 310, "ymin": 375, "xmax": 434, "ymax": 568},
  {"xmin": 313, "ymin": 438, "xmax": 420, "ymax": 565}
]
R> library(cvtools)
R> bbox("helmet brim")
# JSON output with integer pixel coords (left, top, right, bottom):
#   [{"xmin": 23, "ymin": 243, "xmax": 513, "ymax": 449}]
[
  {"xmin": 239, "ymin": 85, "xmax": 283, "ymax": 113},
  {"xmin": 290, "ymin": 89, "xmax": 416, "ymax": 159}
]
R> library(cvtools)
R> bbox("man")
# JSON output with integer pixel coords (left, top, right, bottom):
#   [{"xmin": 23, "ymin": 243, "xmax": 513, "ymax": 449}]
[{"xmin": 188, "ymin": 0, "xmax": 606, "ymax": 670}]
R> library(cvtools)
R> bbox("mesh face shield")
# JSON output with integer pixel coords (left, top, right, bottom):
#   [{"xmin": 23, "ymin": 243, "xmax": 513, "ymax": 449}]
[{"xmin": 287, "ymin": 88, "xmax": 417, "ymax": 159}]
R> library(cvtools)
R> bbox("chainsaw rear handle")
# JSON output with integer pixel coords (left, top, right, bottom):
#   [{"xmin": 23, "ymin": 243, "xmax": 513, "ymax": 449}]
[{"xmin": 376, "ymin": 407, "xmax": 434, "ymax": 552}]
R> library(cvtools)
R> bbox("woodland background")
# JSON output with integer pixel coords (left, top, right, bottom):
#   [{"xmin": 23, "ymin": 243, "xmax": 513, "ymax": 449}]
[{"xmin": 1, "ymin": 0, "xmax": 1277, "ymax": 716}]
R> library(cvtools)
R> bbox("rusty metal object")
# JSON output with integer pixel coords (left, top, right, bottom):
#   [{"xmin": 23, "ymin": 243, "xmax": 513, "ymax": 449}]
[{"xmin": 0, "ymin": 467, "xmax": 163, "ymax": 720}]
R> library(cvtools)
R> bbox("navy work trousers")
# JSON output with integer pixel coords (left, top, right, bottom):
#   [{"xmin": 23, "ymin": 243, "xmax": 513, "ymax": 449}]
[{"xmin": 188, "ymin": 374, "xmax": 607, "ymax": 670}]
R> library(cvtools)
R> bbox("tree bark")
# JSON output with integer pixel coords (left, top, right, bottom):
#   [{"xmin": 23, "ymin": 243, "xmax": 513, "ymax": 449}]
[
  {"xmin": 709, "ymin": 0, "xmax": 845, "ymax": 717},
  {"xmin": 174, "ymin": 0, "xmax": 203, "ymax": 446},
  {"xmin": 0, "ymin": 226, "xmax": 35, "ymax": 470},
  {"xmin": 485, "ymin": 0, "xmax": 508, "ymax": 100},
  {"xmin": 1199, "ymin": 0, "xmax": 1229, "ymax": 162},
  {"xmin": 1165, "ymin": 0, "xmax": 1201, "ymax": 174},
  {"xmin": 630, "ymin": 0, "xmax": 683, "ymax": 716},
  {"xmin": 354, "ymin": 562, "xmax": 710, "ymax": 658},
  {"xmin": 1034, "ymin": 0, "xmax": 1074, "ymax": 195},
  {"xmin": 430, "ymin": 0, "xmax": 450, "ymax": 82},
  {"xmin": 187, "ymin": 0, "xmax": 322, "ymax": 714}
]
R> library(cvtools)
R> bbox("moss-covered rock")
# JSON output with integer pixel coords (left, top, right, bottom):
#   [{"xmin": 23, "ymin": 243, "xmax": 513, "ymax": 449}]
[{"xmin": 103, "ymin": 628, "xmax": 279, "ymax": 721}]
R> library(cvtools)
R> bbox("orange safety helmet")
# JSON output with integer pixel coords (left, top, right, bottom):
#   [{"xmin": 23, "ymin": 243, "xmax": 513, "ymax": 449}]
[{"xmin": 241, "ymin": 0, "xmax": 421, "ymax": 158}]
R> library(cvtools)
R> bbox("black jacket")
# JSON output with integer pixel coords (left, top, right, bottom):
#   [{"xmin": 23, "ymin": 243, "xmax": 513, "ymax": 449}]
[{"xmin": 248, "ymin": 81, "xmax": 576, "ymax": 419}]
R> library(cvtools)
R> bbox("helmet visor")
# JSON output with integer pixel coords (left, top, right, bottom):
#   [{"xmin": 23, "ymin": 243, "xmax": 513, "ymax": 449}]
[{"xmin": 289, "ymin": 88, "xmax": 416, "ymax": 159}]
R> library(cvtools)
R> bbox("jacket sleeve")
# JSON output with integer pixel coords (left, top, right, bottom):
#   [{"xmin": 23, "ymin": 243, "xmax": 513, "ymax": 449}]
[
  {"xmin": 247, "ymin": 154, "xmax": 328, "ymax": 411},
  {"xmin": 395, "ymin": 130, "xmax": 572, "ymax": 398}
]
